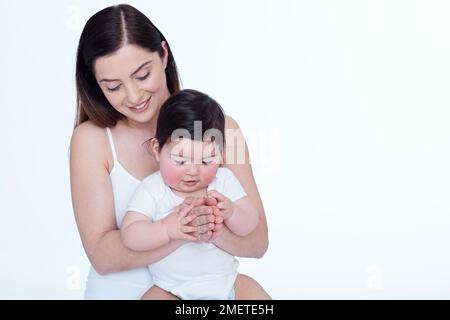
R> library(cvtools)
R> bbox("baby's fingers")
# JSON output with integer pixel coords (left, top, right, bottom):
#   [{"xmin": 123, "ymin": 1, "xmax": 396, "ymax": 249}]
[
  {"xmin": 214, "ymin": 215, "xmax": 224, "ymax": 224},
  {"xmin": 204, "ymin": 195, "xmax": 218, "ymax": 206},
  {"xmin": 212, "ymin": 206, "xmax": 221, "ymax": 216},
  {"xmin": 182, "ymin": 233, "xmax": 199, "ymax": 242},
  {"xmin": 180, "ymin": 225, "xmax": 197, "ymax": 233},
  {"xmin": 213, "ymin": 222, "xmax": 223, "ymax": 232},
  {"xmin": 195, "ymin": 230, "xmax": 213, "ymax": 242},
  {"xmin": 217, "ymin": 202, "xmax": 227, "ymax": 210},
  {"xmin": 180, "ymin": 214, "xmax": 197, "ymax": 225},
  {"xmin": 207, "ymin": 190, "xmax": 226, "ymax": 202}
]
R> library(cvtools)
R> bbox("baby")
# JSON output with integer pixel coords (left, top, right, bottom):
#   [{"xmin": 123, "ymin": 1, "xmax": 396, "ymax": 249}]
[{"xmin": 120, "ymin": 89, "xmax": 262, "ymax": 300}]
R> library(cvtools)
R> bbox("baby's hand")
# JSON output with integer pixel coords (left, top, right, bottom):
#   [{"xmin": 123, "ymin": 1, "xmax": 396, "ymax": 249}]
[
  {"xmin": 178, "ymin": 196, "xmax": 221, "ymax": 242},
  {"xmin": 163, "ymin": 203, "xmax": 198, "ymax": 241},
  {"xmin": 206, "ymin": 190, "xmax": 235, "ymax": 221}
]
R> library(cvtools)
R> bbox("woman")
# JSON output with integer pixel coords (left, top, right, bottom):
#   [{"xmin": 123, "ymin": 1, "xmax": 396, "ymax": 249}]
[{"xmin": 70, "ymin": 4, "xmax": 268, "ymax": 299}]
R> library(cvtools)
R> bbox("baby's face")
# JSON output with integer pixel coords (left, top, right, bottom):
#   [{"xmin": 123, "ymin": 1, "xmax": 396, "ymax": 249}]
[{"xmin": 158, "ymin": 138, "xmax": 222, "ymax": 193}]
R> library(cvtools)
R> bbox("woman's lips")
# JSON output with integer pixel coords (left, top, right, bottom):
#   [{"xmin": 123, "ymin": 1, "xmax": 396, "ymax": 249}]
[{"xmin": 129, "ymin": 97, "xmax": 151, "ymax": 113}]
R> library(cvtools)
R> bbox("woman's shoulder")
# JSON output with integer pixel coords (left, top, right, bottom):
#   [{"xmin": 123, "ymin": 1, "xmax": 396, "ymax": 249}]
[
  {"xmin": 71, "ymin": 120, "xmax": 108, "ymax": 144},
  {"xmin": 72, "ymin": 120, "xmax": 106, "ymax": 137},
  {"xmin": 225, "ymin": 115, "xmax": 240, "ymax": 130},
  {"xmin": 70, "ymin": 120, "xmax": 109, "ymax": 159}
]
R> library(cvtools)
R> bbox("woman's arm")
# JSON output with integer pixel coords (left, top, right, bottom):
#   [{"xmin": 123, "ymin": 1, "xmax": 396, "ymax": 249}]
[
  {"xmin": 212, "ymin": 116, "xmax": 269, "ymax": 258},
  {"xmin": 70, "ymin": 121, "xmax": 184, "ymax": 275}
]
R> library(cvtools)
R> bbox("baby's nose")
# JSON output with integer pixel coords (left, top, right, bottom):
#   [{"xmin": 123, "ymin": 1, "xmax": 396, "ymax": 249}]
[{"xmin": 186, "ymin": 164, "xmax": 200, "ymax": 174}]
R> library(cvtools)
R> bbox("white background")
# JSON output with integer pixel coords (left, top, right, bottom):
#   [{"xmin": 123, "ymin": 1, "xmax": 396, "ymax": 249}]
[{"xmin": 1, "ymin": 0, "xmax": 449, "ymax": 299}]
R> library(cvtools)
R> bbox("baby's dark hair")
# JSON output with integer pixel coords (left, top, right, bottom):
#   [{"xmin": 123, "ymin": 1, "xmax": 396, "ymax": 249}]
[{"xmin": 154, "ymin": 89, "xmax": 225, "ymax": 151}]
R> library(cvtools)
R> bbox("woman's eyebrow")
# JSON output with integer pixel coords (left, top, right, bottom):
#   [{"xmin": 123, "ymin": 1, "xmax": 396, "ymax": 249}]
[
  {"xmin": 130, "ymin": 60, "xmax": 153, "ymax": 77},
  {"xmin": 99, "ymin": 60, "xmax": 153, "ymax": 83}
]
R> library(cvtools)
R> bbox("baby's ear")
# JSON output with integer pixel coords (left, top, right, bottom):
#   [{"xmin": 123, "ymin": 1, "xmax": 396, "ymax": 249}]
[{"xmin": 149, "ymin": 138, "xmax": 160, "ymax": 161}]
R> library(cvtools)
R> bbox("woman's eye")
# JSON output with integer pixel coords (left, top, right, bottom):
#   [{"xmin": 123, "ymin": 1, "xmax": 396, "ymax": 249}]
[
  {"xmin": 136, "ymin": 72, "xmax": 150, "ymax": 81},
  {"xmin": 107, "ymin": 84, "xmax": 121, "ymax": 92}
]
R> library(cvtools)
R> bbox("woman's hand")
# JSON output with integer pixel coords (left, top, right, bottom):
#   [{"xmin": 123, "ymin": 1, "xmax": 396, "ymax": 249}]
[{"xmin": 180, "ymin": 196, "xmax": 223, "ymax": 242}]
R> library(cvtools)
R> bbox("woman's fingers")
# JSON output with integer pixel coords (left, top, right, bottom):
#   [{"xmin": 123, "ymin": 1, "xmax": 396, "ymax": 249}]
[
  {"xmin": 189, "ymin": 213, "xmax": 215, "ymax": 227},
  {"xmin": 191, "ymin": 222, "xmax": 215, "ymax": 235},
  {"xmin": 180, "ymin": 213, "xmax": 197, "ymax": 225},
  {"xmin": 177, "ymin": 203, "xmax": 190, "ymax": 215},
  {"xmin": 190, "ymin": 205, "xmax": 213, "ymax": 217},
  {"xmin": 177, "ymin": 204, "xmax": 194, "ymax": 217},
  {"xmin": 183, "ymin": 196, "xmax": 206, "ymax": 207},
  {"xmin": 192, "ymin": 223, "xmax": 215, "ymax": 234},
  {"xmin": 198, "ymin": 223, "xmax": 215, "ymax": 234},
  {"xmin": 175, "ymin": 199, "xmax": 223, "ymax": 242},
  {"xmin": 182, "ymin": 196, "xmax": 196, "ymax": 205}
]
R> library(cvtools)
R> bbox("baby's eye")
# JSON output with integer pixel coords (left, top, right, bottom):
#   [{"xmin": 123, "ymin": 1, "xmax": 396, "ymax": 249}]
[
  {"xmin": 202, "ymin": 160, "xmax": 212, "ymax": 165},
  {"xmin": 174, "ymin": 159, "xmax": 186, "ymax": 165}
]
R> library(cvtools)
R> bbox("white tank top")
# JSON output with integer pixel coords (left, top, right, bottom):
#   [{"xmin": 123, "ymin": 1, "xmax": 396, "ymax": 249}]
[{"xmin": 84, "ymin": 128, "xmax": 153, "ymax": 300}]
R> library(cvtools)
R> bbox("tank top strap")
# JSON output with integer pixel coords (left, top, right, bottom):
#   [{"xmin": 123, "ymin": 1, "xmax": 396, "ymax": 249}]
[{"xmin": 106, "ymin": 127, "xmax": 118, "ymax": 162}]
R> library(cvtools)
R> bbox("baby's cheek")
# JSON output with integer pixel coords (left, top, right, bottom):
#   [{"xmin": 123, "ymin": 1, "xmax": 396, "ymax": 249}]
[
  {"xmin": 201, "ymin": 166, "xmax": 219, "ymax": 184},
  {"xmin": 160, "ymin": 164, "xmax": 184, "ymax": 187}
]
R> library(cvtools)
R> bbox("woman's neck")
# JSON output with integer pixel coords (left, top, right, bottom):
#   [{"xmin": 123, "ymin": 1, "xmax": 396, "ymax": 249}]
[
  {"xmin": 122, "ymin": 88, "xmax": 169, "ymax": 137},
  {"xmin": 120, "ymin": 117, "xmax": 157, "ymax": 139}
]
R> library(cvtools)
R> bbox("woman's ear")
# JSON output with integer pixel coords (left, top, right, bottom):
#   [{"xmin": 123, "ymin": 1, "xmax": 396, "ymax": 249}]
[
  {"xmin": 161, "ymin": 41, "xmax": 169, "ymax": 70},
  {"xmin": 150, "ymin": 138, "xmax": 161, "ymax": 162}
]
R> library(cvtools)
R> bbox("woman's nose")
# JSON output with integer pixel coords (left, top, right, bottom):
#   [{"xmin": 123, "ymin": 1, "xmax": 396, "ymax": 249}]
[{"xmin": 125, "ymin": 83, "xmax": 142, "ymax": 105}]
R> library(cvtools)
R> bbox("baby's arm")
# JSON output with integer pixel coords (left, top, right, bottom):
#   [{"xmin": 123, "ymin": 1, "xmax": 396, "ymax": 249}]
[
  {"xmin": 227, "ymin": 196, "xmax": 259, "ymax": 236},
  {"xmin": 121, "ymin": 205, "xmax": 198, "ymax": 251},
  {"xmin": 207, "ymin": 191, "xmax": 259, "ymax": 237}
]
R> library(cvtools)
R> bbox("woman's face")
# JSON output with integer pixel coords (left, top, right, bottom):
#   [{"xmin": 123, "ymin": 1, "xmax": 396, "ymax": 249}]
[{"xmin": 94, "ymin": 43, "xmax": 170, "ymax": 125}]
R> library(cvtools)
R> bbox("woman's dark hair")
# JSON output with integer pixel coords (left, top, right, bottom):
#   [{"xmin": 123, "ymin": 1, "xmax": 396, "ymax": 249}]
[
  {"xmin": 74, "ymin": 4, "xmax": 180, "ymax": 128},
  {"xmin": 154, "ymin": 89, "xmax": 225, "ymax": 152}
]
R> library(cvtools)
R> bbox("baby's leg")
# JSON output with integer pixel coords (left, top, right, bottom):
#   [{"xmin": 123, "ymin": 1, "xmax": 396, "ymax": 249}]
[
  {"xmin": 141, "ymin": 285, "xmax": 179, "ymax": 300},
  {"xmin": 234, "ymin": 274, "xmax": 271, "ymax": 300}
]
